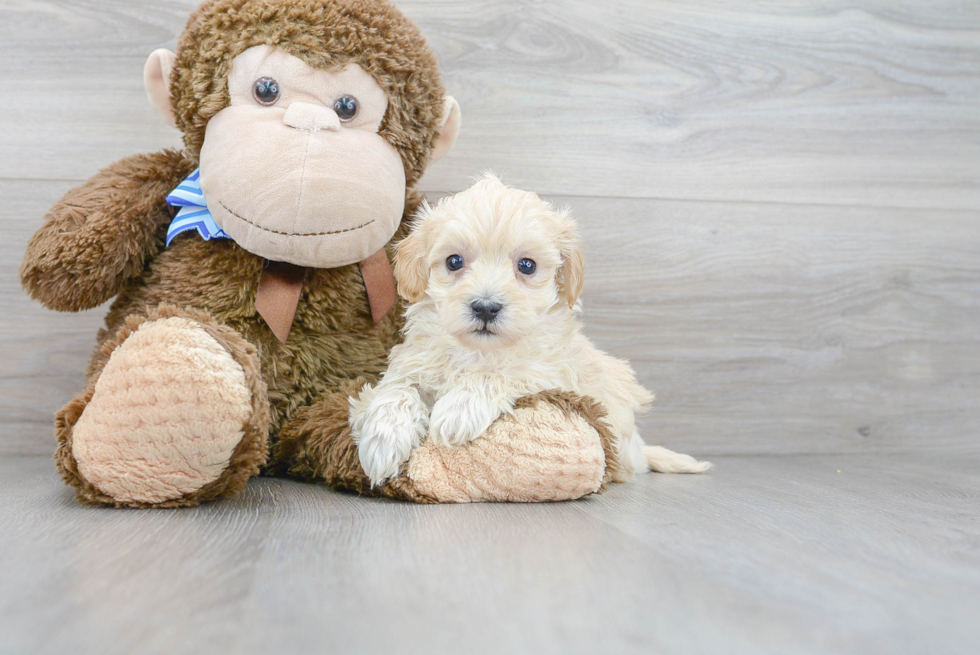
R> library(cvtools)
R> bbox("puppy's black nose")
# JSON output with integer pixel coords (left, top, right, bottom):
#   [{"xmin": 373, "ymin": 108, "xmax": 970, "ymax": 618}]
[{"xmin": 471, "ymin": 300, "xmax": 502, "ymax": 323}]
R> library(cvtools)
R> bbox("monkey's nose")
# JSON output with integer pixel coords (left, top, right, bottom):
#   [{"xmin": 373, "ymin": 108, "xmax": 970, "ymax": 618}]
[
  {"xmin": 282, "ymin": 102, "xmax": 341, "ymax": 132},
  {"xmin": 471, "ymin": 300, "xmax": 503, "ymax": 324}
]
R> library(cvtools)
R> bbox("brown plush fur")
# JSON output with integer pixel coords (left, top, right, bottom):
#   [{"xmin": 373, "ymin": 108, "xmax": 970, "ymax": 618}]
[
  {"xmin": 172, "ymin": 0, "xmax": 446, "ymax": 186},
  {"xmin": 273, "ymin": 378, "xmax": 376, "ymax": 494},
  {"xmin": 20, "ymin": 150, "xmax": 195, "ymax": 313},
  {"xmin": 22, "ymin": 0, "xmax": 613, "ymax": 507},
  {"xmin": 55, "ymin": 305, "xmax": 271, "ymax": 508},
  {"xmin": 34, "ymin": 144, "xmax": 416, "ymax": 507},
  {"xmin": 277, "ymin": 386, "xmax": 619, "ymax": 504},
  {"xmin": 92, "ymin": 186, "xmax": 413, "ymax": 438},
  {"xmin": 22, "ymin": 0, "xmax": 438, "ymax": 508}
]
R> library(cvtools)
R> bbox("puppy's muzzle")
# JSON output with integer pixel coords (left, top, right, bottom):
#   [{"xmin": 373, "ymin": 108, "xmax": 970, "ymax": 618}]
[{"xmin": 470, "ymin": 300, "xmax": 502, "ymax": 324}]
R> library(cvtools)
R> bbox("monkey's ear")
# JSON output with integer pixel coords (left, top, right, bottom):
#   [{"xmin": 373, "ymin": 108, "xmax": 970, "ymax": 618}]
[
  {"xmin": 144, "ymin": 49, "xmax": 177, "ymax": 127},
  {"xmin": 556, "ymin": 213, "xmax": 585, "ymax": 308},
  {"xmin": 393, "ymin": 229, "xmax": 430, "ymax": 303},
  {"xmin": 430, "ymin": 96, "xmax": 461, "ymax": 163}
]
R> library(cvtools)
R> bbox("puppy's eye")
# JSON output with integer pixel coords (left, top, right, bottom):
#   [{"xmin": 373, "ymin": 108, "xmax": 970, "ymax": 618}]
[
  {"xmin": 253, "ymin": 77, "xmax": 281, "ymax": 106},
  {"xmin": 333, "ymin": 95, "xmax": 359, "ymax": 122},
  {"xmin": 517, "ymin": 258, "xmax": 536, "ymax": 275},
  {"xmin": 446, "ymin": 254, "xmax": 464, "ymax": 272}
]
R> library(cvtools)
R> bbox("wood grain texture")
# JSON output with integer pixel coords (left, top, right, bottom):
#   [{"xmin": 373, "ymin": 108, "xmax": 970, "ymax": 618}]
[
  {"xmin": 1, "ymin": 454, "xmax": 977, "ymax": 655},
  {"xmin": 2, "ymin": 3, "xmax": 978, "ymax": 653},
  {"xmin": 4, "ymin": 181, "xmax": 977, "ymax": 456},
  {"xmin": 0, "ymin": 0, "xmax": 978, "ymax": 208},
  {"xmin": 569, "ymin": 196, "xmax": 980, "ymax": 456},
  {"xmin": 0, "ymin": 180, "xmax": 108, "ymax": 456}
]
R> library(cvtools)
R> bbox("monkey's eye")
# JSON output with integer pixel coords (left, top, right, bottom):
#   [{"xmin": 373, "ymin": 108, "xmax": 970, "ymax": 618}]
[
  {"xmin": 517, "ymin": 258, "xmax": 536, "ymax": 275},
  {"xmin": 333, "ymin": 95, "xmax": 359, "ymax": 122},
  {"xmin": 446, "ymin": 254, "xmax": 464, "ymax": 272},
  {"xmin": 252, "ymin": 77, "xmax": 281, "ymax": 106}
]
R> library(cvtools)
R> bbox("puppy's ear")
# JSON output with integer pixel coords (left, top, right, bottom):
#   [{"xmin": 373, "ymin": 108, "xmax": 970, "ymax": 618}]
[
  {"xmin": 394, "ymin": 228, "xmax": 429, "ymax": 303},
  {"xmin": 556, "ymin": 212, "xmax": 585, "ymax": 308}
]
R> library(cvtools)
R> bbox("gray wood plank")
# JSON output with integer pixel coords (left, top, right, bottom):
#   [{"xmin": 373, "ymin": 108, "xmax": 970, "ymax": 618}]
[
  {"xmin": 4, "ymin": 181, "xmax": 978, "ymax": 456},
  {"xmin": 567, "ymin": 195, "xmax": 980, "ymax": 456},
  {"xmin": 1, "ymin": 1, "xmax": 978, "ymax": 208},
  {"xmin": 3, "ymin": 3, "xmax": 979, "ymax": 654},
  {"xmin": 1, "ymin": 453, "xmax": 977, "ymax": 655},
  {"xmin": 0, "ymin": 180, "xmax": 107, "ymax": 456}
]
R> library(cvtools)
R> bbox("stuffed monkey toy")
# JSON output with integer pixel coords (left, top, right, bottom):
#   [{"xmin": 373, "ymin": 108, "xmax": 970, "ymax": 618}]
[{"xmin": 20, "ymin": 0, "xmax": 620, "ymax": 508}]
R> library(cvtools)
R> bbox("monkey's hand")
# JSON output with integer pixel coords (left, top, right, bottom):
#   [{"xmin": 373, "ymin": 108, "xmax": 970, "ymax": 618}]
[
  {"xmin": 20, "ymin": 149, "xmax": 196, "ymax": 312},
  {"xmin": 401, "ymin": 391, "xmax": 615, "ymax": 503}
]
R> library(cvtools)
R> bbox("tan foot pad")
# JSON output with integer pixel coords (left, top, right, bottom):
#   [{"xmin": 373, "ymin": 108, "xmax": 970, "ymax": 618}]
[
  {"xmin": 405, "ymin": 396, "xmax": 608, "ymax": 503},
  {"xmin": 72, "ymin": 317, "xmax": 253, "ymax": 504}
]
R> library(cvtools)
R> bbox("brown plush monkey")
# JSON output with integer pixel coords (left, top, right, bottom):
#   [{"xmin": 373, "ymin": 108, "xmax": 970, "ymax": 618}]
[{"xmin": 20, "ymin": 0, "xmax": 619, "ymax": 508}]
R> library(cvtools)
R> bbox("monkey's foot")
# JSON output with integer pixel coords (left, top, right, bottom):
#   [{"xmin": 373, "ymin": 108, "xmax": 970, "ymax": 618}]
[
  {"xmin": 277, "ymin": 386, "xmax": 620, "ymax": 503},
  {"xmin": 56, "ymin": 306, "xmax": 270, "ymax": 508},
  {"xmin": 402, "ymin": 390, "xmax": 621, "ymax": 503}
]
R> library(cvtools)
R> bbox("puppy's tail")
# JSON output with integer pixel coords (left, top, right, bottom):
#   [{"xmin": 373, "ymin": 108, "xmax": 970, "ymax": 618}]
[{"xmin": 643, "ymin": 446, "xmax": 713, "ymax": 474}]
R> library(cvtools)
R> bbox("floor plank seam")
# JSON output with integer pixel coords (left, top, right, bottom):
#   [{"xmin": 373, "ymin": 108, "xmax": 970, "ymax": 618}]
[{"xmin": 5, "ymin": 179, "xmax": 978, "ymax": 215}]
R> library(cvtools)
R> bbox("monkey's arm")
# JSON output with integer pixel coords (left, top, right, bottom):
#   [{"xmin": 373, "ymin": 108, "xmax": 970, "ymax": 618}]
[
  {"xmin": 276, "ymin": 384, "xmax": 620, "ymax": 503},
  {"xmin": 20, "ymin": 149, "xmax": 196, "ymax": 312}
]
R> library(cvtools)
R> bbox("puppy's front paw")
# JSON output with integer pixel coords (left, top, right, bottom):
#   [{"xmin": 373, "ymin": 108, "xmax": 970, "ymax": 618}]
[
  {"xmin": 350, "ymin": 386, "xmax": 428, "ymax": 487},
  {"xmin": 429, "ymin": 388, "xmax": 501, "ymax": 447}
]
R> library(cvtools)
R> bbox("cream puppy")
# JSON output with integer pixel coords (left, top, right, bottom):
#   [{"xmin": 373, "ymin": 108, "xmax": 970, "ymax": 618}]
[{"xmin": 350, "ymin": 175, "xmax": 711, "ymax": 486}]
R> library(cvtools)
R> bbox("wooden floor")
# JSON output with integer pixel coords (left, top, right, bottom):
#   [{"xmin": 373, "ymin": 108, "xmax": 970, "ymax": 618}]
[
  {"xmin": 1, "ymin": 454, "xmax": 978, "ymax": 655},
  {"xmin": 1, "ymin": 1, "xmax": 979, "ymax": 653}
]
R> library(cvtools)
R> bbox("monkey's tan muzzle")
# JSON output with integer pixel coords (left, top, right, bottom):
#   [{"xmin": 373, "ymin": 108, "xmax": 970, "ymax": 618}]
[{"xmin": 198, "ymin": 104, "xmax": 406, "ymax": 269}]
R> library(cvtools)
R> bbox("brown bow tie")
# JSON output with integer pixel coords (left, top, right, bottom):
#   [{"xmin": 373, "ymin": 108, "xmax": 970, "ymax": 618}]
[{"xmin": 255, "ymin": 248, "xmax": 397, "ymax": 343}]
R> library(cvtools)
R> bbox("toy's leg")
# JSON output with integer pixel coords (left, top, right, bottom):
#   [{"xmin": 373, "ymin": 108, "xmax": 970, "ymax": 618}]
[
  {"xmin": 274, "ymin": 384, "xmax": 620, "ymax": 503},
  {"xmin": 55, "ymin": 305, "xmax": 270, "ymax": 508},
  {"xmin": 272, "ymin": 379, "xmax": 379, "ymax": 496}
]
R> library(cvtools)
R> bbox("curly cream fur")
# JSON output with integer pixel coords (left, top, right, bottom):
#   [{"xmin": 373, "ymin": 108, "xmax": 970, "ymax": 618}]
[{"xmin": 351, "ymin": 175, "xmax": 712, "ymax": 486}]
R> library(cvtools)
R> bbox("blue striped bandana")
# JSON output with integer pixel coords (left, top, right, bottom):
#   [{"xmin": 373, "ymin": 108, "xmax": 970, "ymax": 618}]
[{"xmin": 165, "ymin": 169, "xmax": 230, "ymax": 245}]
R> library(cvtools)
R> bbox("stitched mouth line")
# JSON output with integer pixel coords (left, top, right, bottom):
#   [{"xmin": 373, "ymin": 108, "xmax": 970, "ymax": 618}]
[{"xmin": 218, "ymin": 200, "xmax": 375, "ymax": 237}]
